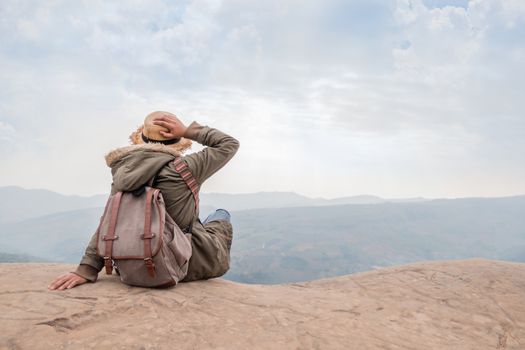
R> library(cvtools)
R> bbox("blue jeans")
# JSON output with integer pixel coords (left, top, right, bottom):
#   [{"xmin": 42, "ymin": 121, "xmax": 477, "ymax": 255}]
[{"xmin": 203, "ymin": 209, "xmax": 231, "ymax": 224}]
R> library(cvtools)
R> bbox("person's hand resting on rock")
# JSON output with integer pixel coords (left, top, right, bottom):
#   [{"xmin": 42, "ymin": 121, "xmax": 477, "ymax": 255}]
[{"xmin": 48, "ymin": 272, "xmax": 87, "ymax": 291}]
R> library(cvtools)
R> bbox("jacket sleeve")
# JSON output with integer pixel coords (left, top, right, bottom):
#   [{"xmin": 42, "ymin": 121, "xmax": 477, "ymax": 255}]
[
  {"xmin": 182, "ymin": 121, "xmax": 240, "ymax": 185},
  {"xmin": 73, "ymin": 229, "xmax": 104, "ymax": 282}
]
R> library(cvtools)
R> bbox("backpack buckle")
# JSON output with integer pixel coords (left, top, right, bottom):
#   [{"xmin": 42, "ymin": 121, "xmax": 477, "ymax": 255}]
[
  {"xmin": 103, "ymin": 256, "xmax": 113, "ymax": 275},
  {"xmin": 102, "ymin": 235, "xmax": 119, "ymax": 241},
  {"xmin": 144, "ymin": 257, "xmax": 156, "ymax": 278}
]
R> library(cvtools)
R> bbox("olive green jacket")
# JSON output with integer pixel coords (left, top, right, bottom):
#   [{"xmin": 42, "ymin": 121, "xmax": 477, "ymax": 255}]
[{"xmin": 74, "ymin": 121, "xmax": 240, "ymax": 282}]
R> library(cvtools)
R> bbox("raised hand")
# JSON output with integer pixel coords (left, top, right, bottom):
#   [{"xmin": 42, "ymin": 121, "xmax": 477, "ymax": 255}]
[{"xmin": 152, "ymin": 114, "xmax": 188, "ymax": 139}]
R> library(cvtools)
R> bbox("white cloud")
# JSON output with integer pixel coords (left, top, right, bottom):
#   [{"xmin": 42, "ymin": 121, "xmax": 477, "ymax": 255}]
[
  {"xmin": 0, "ymin": 121, "xmax": 16, "ymax": 141},
  {"xmin": 0, "ymin": 0, "xmax": 523, "ymax": 198}
]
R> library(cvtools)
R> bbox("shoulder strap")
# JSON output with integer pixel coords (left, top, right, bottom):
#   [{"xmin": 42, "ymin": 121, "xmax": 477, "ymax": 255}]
[
  {"xmin": 171, "ymin": 157, "xmax": 200, "ymax": 212},
  {"xmin": 142, "ymin": 188, "xmax": 157, "ymax": 278},
  {"xmin": 103, "ymin": 192, "xmax": 123, "ymax": 275}
]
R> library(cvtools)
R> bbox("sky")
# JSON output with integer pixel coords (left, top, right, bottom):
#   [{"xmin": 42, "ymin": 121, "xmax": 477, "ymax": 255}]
[{"xmin": 0, "ymin": 0, "xmax": 524, "ymax": 199}]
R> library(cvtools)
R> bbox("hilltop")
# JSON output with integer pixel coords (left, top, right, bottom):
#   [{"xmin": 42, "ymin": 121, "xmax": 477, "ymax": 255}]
[{"xmin": 1, "ymin": 259, "xmax": 524, "ymax": 349}]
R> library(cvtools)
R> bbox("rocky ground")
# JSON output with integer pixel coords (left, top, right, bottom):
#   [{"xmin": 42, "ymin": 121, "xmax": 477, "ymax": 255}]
[{"xmin": 1, "ymin": 258, "xmax": 524, "ymax": 349}]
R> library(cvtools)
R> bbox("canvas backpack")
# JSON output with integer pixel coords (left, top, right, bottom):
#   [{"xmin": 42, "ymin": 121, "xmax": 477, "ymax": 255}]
[{"xmin": 95, "ymin": 157, "xmax": 198, "ymax": 288}]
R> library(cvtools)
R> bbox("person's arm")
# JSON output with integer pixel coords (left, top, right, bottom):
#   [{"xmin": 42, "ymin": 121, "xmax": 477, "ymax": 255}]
[
  {"xmin": 74, "ymin": 230, "xmax": 104, "ymax": 281},
  {"xmin": 182, "ymin": 121, "xmax": 239, "ymax": 184},
  {"xmin": 153, "ymin": 116, "xmax": 240, "ymax": 185}
]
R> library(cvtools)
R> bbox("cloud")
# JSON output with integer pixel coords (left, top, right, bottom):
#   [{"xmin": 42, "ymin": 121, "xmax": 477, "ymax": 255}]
[
  {"xmin": 0, "ymin": 0, "xmax": 523, "ymax": 198},
  {"xmin": 0, "ymin": 121, "xmax": 17, "ymax": 154}
]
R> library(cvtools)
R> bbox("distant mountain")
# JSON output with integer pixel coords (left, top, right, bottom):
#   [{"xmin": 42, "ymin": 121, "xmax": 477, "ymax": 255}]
[
  {"xmin": 1, "ymin": 194, "xmax": 523, "ymax": 284},
  {"xmin": 0, "ymin": 186, "xmax": 107, "ymax": 223},
  {"xmin": 200, "ymin": 192, "xmax": 317, "ymax": 211},
  {"xmin": 0, "ymin": 186, "xmax": 427, "ymax": 223},
  {"xmin": 200, "ymin": 192, "xmax": 428, "ymax": 211},
  {"xmin": 225, "ymin": 195, "xmax": 525, "ymax": 283},
  {"xmin": 0, "ymin": 207, "xmax": 104, "ymax": 262}
]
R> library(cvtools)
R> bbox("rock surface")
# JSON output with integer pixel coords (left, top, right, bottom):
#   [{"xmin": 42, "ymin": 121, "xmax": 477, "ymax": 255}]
[{"xmin": 1, "ymin": 259, "xmax": 524, "ymax": 349}]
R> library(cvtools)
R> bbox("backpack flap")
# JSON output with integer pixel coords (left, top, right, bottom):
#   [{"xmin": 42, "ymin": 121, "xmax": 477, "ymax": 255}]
[{"xmin": 97, "ymin": 188, "xmax": 164, "ymax": 265}]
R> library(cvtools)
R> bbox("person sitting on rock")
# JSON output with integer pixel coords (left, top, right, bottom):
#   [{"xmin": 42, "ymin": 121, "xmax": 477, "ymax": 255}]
[{"xmin": 49, "ymin": 111, "xmax": 240, "ymax": 290}]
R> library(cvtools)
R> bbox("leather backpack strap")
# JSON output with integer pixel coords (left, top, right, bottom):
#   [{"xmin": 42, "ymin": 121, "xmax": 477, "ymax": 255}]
[
  {"xmin": 171, "ymin": 157, "xmax": 200, "ymax": 212},
  {"xmin": 103, "ymin": 192, "xmax": 123, "ymax": 275},
  {"xmin": 142, "ymin": 188, "xmax": 157, "ymax": 278}
]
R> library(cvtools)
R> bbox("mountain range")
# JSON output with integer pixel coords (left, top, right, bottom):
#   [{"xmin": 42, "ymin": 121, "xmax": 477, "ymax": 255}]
[
  {"xmin": 0, "ymin": 186, "xmax": 427, "ymax": 222},
  {"xmin": 0, "ymin": 186, "xmax": 524, "ymax": 284}
]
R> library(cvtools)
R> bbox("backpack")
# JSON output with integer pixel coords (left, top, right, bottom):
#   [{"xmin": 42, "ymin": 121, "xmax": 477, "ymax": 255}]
[{"xmin": 95, "ymin": 157, "xmax": 198, "ymax": 287}]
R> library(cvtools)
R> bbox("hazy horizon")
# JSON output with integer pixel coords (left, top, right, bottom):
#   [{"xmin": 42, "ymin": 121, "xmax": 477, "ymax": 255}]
[
  {"xmin": 1, "ymin": 184, "xmax": 523, "ymax": 201},
  {"xmin": 1, "ymin": 0, "xmax": 524, "ymax": 199},
  {"xmin": 2, "ymin": 187, "xmax": 524, "ymax": 283}
]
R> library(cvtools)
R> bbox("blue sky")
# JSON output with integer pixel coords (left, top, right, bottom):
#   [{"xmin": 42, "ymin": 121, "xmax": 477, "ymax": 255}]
[{"xmin": 0, "ymin": 0, "xmax": 524, "ymax": 199}]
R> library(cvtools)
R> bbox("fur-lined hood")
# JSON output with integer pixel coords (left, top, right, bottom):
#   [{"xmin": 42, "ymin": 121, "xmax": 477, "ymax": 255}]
[
  {"xmin": 105, "ymin": 143, "xmax": 183, "ymax": 167},
  {"xmin": 105, "ymin": 143, "xmax": 184, "ymax": 193}
]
